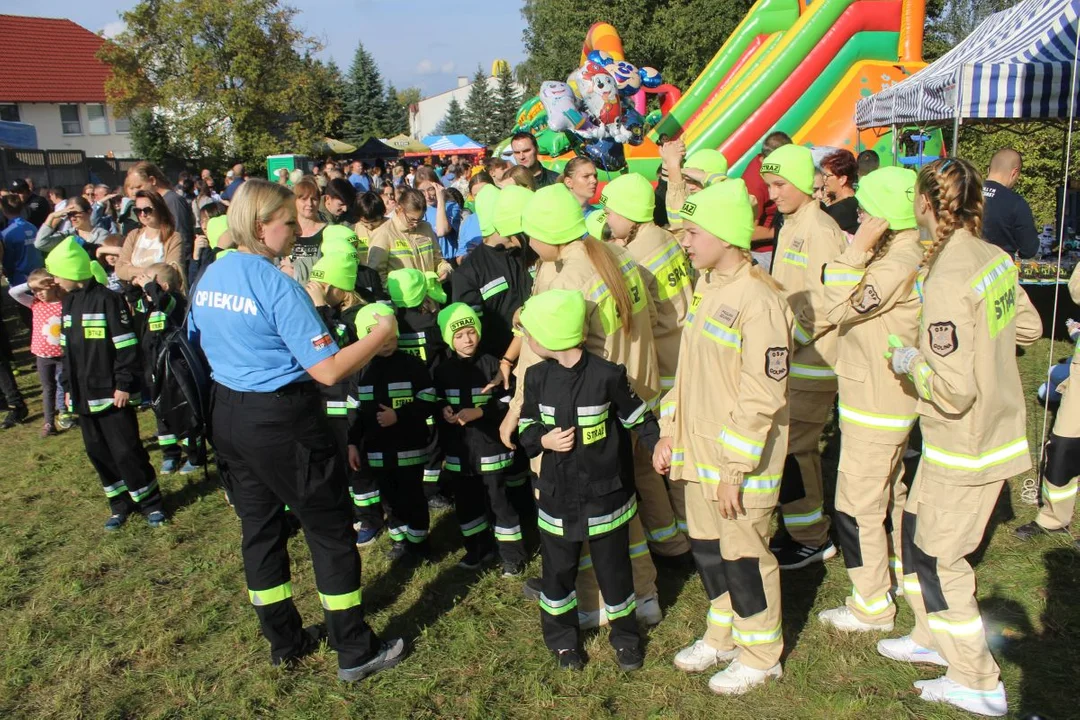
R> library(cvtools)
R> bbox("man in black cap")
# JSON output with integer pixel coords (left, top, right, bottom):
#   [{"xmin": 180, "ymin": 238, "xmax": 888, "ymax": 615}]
[{"xmin": 9, "ymin": 179, "xmax": 49, "ymax": 228}]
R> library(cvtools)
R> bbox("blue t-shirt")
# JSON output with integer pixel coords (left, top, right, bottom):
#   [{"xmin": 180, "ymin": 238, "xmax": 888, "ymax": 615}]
[
  {"xmin": 1, "ymin": 217, "xmax": 42, "ymax": 285},
  {"xmin": 456, "ymin": 213, "xmax": 483, "ymax": 255},
  {"xmin": 426, "ymin": 201, "xmax": 463, "ymax": 260},
  {"xmin": 349, "ymin": 173, "xmax": 371, "ymax": 193},
  {"xmin": 221, "ymin": 177, "xmax": 244, "ymax": 201},
  {"xmin": 188, "ymin": 252, "xmax": 338, "ymax": 392}
]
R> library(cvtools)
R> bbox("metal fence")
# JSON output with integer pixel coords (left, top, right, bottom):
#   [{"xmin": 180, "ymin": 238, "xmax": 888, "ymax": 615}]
[{"xmin": 0, "ymin": 149, "xmax": 203, "ymax": 196}]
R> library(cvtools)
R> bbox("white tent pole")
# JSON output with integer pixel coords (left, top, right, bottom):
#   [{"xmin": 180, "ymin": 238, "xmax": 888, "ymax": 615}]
[
  {"xmin": 891, "ymin": 124, "xmax": 898, "ymax": 165},
  {"xmin": 952, "ymin": 66, "xmax": 964, "ymax": 155}
]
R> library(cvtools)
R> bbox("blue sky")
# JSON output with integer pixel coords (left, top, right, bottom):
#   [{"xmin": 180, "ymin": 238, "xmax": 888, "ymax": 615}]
[{"xmin": 30, "ymin": 0, "xmax": 527, "ymax": 98}]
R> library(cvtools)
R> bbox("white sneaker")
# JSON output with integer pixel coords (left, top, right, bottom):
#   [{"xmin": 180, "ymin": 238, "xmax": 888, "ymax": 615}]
[
  {"xmin": 707, "ymin": 659, "xmax": 782, "ymax": 695},
  {"xmin": 818, "ymin": 606, "xmax": 894, "ymax": 633},
  {"xmin": 877, "ymin": 635, "xmax": 948, "ymax": 666},
  {"xmin": 636, "ymin": 594, "xmax": 662, "ymax": 626},
  {"xmin": 674, "ymin": 639, "xmax": 739, "ymax": 672},
  {"xmin": 914, "ymin": 677, "xmax": 1007, "ymax": 717}
]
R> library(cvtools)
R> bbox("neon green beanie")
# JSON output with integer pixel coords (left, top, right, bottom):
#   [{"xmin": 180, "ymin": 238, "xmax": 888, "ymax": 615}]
[
  {"xmin": 685, "ymin": 148, "xmax": 729, "ymax": 177},
  {"xmin": 679, "ymin": 178, "xmax": 755, "ymax": 250},
  {"xmin": 425, "ymin": 271, "xmax": 447, "ymax": 305},
  {"xmin": 760, "ymin": 144, "xmax": 815, "ymax": 196},
  {"xmin": 437, "ymin": 302, "xmax": 481, "ymax": 347},
  {"xmin": 600, "ymin": 173, "xmax": 654, "ymax": 223},
  {"xmin": 45, "ymin": 237, "xmax": 92, "ymax": 281},
  {"xmin": 387, "ymin": 268, "xmax": 428, "ymax": 308},
  {"xmin": 205, "ymin": 215, "xmax": 229, "ymax": 249},
  {"xmin": 521, "ymin": 184, "xmax": 587, "ymax": 246},
  {"xmin": 322, "ymin": 223, "xmax": 360, "ymax": 248},
  {"xmin": 354, "ymin": 302, "xmax": 397, "ymax": 340},
  {"xmin": 585, "ymin": 210, "xmax": 607, "ymax": 241},
  {"xmin": 474, "ymin": 184, "xmax": 501, "ymax": 237},
  {"xmin": 310, "ymin": 252, "xmax": 358, "ymax": 291},
  {"xmin": 493, "ymin": 185, "xmax": 534, "ymax": 237},
  {"xmin": 855, "ymin": 166, "xmax": 918, "ymax": 231},
  {"xmin": 89, "ymin": 260, "xmax": 108, "ymax": 285},
  {"xmin": 519, "ymin": 289, "xmax": 586, "ymax": 351}
]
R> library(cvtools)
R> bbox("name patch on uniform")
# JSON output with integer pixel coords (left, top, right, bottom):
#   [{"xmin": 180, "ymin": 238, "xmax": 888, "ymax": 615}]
[
  {"xmin": 790, "ymin": 238, "xmax": 805, "ymax": 252},
  {"xmin": 583, "ymin": 423, "xmax": 607, "ymax": 445},
  {"xmin": 765, "ymin": 347, "xmax": 789, "ymax": 381},
  {"xmin": 84, "ymin": 327, "xmax": 105, "ymax": 340},
  {"xmin": 392, "ymin": 397, "xmax": 413, "ymax": 409},
  {"xmin": 853, "ymin": 285, "xmax": 881, "ymax": 314},
  {"xmin": 927, "ymin": 321, "xmax": 957, "ymax": 357},
  {"xmin": 311, "ymin": 333, "xmax": 334, "ymax": 351},
  {"xmin": 715, "ymin": 305, "xmax": 739, "ymax": 326}
]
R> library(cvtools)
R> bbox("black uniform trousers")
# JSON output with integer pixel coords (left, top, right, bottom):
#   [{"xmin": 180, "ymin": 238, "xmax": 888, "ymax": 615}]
[
  {"xmin": 211, "ymin": 382, "xmax": 379, "ymax": 669},
  {"xmin": 373, "ymin": 464, "xmax": 430, "ymax": 549},
  {"xmin": 539, "ymin": 524, "xmax": 639, "ymax": 653},
  {"xmin": 80, "ymin": 405, "xmax": 162, "ymax": 516},
  {"xmin": 422, "ymin": 423, "xmax": 452, "ymax": 501},
  {"xmin": 327, "ymin": 416, "xmax": 383, "ymax": 529},
  {"xmin": 450, "ymin": 471, "xmax": 527, "ymax": 564},
  {"xmin": 0, "ymin": 318, "xmax": 24, "ymax": 411}
]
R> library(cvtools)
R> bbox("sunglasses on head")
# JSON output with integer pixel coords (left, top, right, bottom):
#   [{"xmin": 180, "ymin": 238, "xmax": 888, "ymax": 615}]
[{"xmin": 134, "ymin": 207, "xmax": 154, "ymax": 216}]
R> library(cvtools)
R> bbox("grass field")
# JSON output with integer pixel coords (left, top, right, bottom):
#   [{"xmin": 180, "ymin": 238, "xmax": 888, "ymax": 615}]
[{"xmin": 1, "ymin": 315, "xmax": 1078, "ymax": 720}]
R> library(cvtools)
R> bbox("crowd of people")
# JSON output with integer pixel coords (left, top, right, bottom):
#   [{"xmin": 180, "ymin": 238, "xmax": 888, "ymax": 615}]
[{"xmin": 0, "ymin": 130, "xmax": 1073, "ymax": 716}]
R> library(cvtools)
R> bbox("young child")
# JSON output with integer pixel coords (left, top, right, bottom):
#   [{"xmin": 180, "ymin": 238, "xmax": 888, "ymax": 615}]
[
  {"xmin": 94, "ymin": 233, "xmax": 127, "ymax": 293},
  {"xmin": 9, "ymin": 268, "xmax": 67, "ymax": 436},
  {"xmin": 516, "ymin": 288, "xmax": 659, "ymax": 672},
  {"xmin": 132, "ymin": 262, "xmax": 204, "ymax": 475},
  {"xmin": 433, "ymin": 302, "xmax": 525, "ymax": 575},
  {"xmin": 347, "ymin": 303, "xmax": 437, "ymax": 561},
  {"xmin": 48, "ymin": 237, "xmax": 166, "ymax": 530}
]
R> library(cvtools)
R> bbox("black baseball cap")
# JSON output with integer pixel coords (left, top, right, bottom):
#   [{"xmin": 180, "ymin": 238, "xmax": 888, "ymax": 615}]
[{"xmin": 9, "ymin": 179, "xmax": 29, "ymax": 194}]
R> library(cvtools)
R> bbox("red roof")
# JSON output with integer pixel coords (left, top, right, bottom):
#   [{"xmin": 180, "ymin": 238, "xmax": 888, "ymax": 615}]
[{"xmin": 0, "ymin": 15, "xmax": 112, "ymax": 103}]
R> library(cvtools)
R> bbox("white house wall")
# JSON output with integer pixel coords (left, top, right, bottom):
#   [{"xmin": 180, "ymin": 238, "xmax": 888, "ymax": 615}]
[
  {"xmin": 8, "ymin": 102, "xmax": 133, "ymax": 157},
  {"xmin": 409, "ymin": 76, "xmax": 524, "ymax": 141}
]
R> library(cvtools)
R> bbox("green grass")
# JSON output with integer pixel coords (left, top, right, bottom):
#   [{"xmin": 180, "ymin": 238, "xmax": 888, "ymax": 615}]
[{"xmin": 1, "ymin": 321, "xmax": 1078, "ymax": 719}]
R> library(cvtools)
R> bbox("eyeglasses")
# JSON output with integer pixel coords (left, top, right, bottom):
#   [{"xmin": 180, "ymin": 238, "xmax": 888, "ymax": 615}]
[
  {"xmin": 404, "ymin": 212, "xmax": 423, "ymax": 225},
  {"xmin": 821, "ymin": 172, "xmax": 836, "ymax": 180},
  {"xmin": 134, "ymin": 207, "xmax": 155, "ymax": 217}
]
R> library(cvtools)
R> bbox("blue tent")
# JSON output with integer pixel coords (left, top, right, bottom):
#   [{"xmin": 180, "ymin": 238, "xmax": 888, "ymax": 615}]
[{"xmin": 0, "ymin": 120, "xmax": 37, "ymax": 149}]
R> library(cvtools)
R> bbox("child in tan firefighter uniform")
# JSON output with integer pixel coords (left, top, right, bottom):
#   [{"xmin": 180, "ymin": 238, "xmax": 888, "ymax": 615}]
[
  {"xmin": 49, "ymin": 237, "xmax": 166, "ymax": 529},
  {"xmin": 433, "ymin": 303, "xmax": 526, "ymax": 574},
  {"xmin": 816, "ymin": 167, "xmax": 924, "ymax": 633},
  {"xmin": 761, "ymin": 143, "xmax": 847, "ymax": 568},
  {"xmin": 881, "ymin": 158, "xmax": 1042, "ymax": 717},
  {"xmin": 347, "ymin": 303, "xmax": 438, "ymax": 561},
  {"xmin": 1015, "ymin": 266, "xmax": 1080, "ymax": 544},
  {"xmin": 653, "ymin": 179, "xmax": 790, "ymax": 695},
  {"xmin": 516, "ymin": 288, "xmax": 661, "ymax": 673}
]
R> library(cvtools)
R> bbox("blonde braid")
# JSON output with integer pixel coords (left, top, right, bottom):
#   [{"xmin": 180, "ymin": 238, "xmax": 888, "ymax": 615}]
[
  {"xmin": 741, "ymin": 248, "xmax": 784, "ymax": 293},
  {"xmin": 904, "ymin": 158, "xmax": 985, "ymax": 290}
]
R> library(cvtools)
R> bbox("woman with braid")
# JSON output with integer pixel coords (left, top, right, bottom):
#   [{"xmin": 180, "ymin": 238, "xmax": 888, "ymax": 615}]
[{"xmin": 879, "ymin": 158, "xmax": 1041, "ymax": 717}]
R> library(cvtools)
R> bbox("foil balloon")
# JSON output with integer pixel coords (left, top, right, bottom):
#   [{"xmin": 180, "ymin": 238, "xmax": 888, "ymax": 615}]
[
  {"xmin": 574, "ymin": 62, "xmax": 622, "ymax": 126},
  {"xmin": 638, "ymin": 66, "xmax": 662, "ymax": 89},
  {"xmin": 581, "ymin": 138, "xmax": 627, "ymax": 172},
  {"xmin": 538, "ymin": 81, "xmax": 593, "ymax": 135},
  {"xmin": 609, "ymin": 60, "xmax": 643, "ymax": 97}
]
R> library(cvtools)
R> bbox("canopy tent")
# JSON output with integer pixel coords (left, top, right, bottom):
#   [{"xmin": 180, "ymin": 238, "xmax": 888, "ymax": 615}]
[
  {"xmin": 384, "ymin": 134, "xmax": 431, "ymax": 153},
  {"xmin": 319, "ymin": 137, "xmax": 400, "ymax": 159},
  {"xmin": 856, "ymin": 0, "xmax": 1079, "ymax": 131},
  {"xmin": 414, "ymin": 134, "xmax": 485, "ymax": 156},
  {"xmin": 319, "ymin": 137, "xmax": 357, "ymax": 154}
]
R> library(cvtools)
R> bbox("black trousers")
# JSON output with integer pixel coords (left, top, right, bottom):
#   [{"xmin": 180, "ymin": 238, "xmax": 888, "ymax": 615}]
[
  {"xmin": 539, "ymin": 525, "xmax": 639, "ymax": 653},
  {"xmin": 422, "ymin": 423, "xmax": 452, "ymax": 500},
  {"xmin": 451, "ymin": 471, "xmax": 527, "ymax": 564},
  {"xmin": 328, "ymin": 415, "xmax": 383, "ymax": 529},
  {"xmin": 211, "ymin": 382, "xmax": 379, "ymax": 669},
  {"xmin": 79, "ymin": 405, "xmax": 162, "ymax": 516},
  {"xmin": 372, "ymin": 465, "xmax": 429, "ymax": 548}
]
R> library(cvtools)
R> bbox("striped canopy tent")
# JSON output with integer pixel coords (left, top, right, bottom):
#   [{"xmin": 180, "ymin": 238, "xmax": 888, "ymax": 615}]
[
  {"xmin": 856, "ymin": 0, "xmax": 1079, "ymax": 144},
  {"xmin": 414, "ymin": 134, "xmax": 485, "ymax": 157}
]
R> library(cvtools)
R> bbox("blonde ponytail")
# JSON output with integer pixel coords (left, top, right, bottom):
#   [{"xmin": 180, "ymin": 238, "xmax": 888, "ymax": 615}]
[
  {"xmin": 582, "ymin": 236, "xmax": 634, "ymax": 336},
  {"xmin": 740, "ymin": 249, "xmax": 784, "ymax": 293}
]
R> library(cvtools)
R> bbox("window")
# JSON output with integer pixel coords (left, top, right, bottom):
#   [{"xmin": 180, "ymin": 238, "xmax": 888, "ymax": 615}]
[
  {"xmin": 114, "ymin": 114, "xmax": 131, "ymax": 133},
  {"xmin": 0, "ymin": 104, "xmax": 18, "ymax": 122},
  {"xmin": 59, "ymin": 104, "xmax": 81, "ymax": 135},
  {"xmin": 86, "ymin": 104, "xmax": 108, "ymax": 135}
]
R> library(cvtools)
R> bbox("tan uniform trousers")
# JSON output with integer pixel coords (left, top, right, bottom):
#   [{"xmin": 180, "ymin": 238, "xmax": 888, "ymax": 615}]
[
  {"xmin": 1036, "ymin": 381, "xmax": 1080, "ymax": 530},
  {"xmin": 687, "ymin": 481, "xmax": 783, "ymax": 670},
  {"xmin": 633, "ymin": 436, "xmax": 691, "ymax": 556},
  {"xmin": 780, "ymin": 390, "xmax": 834, "ymax": 546},
  {"xmin": 902, "ymin": 467, "xmax": 1002, "ymax": 690},
  {"xmin": 834, "ymin": 438, "xmax": 907, "ymax": 624}
]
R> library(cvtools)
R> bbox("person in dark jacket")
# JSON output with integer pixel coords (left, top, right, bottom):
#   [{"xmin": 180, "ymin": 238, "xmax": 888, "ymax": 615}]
[
  {"xmin": 982, "ymin": 148, "xmax": 1040, "ymax": 258},
  {"xmin": 434, "ymin": 303, "xmax": 526, "ymax": 574},
  {"xmin": 48, "ymin": 237, "xmax": 165, "ymax": 530},
  {"xmin": 517, "ymin": 289, "xmax": 660, "ymax": 673}
]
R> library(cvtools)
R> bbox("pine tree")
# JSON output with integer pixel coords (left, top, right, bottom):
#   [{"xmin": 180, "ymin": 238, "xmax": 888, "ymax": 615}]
[
  {"xmin": 493, "ymin": 63, "xmax": 521, "ymax": 139},
  {"xmin": 382, "ymin": 82, "xmax": 410, "ymax": 136},
  {"xmin": 463, "ymin": 65, "xmax": 498, "ymax": 146},
  {"xmin": 435, "ymin": 97, "xmax": 467, "ymax": 136},
  {"xmin": 342, "ymin": 40, "xmax": 389, "ymax": 143}
]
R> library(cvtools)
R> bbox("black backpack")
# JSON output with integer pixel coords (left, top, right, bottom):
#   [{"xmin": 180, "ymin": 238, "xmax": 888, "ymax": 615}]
[{"xmin": 152, "ymin": 318, "xmax": 212, "ymax": 446}]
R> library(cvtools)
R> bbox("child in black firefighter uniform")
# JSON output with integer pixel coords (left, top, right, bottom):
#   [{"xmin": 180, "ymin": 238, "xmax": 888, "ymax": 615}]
[
  {"xmin": 517, "ymin": 289, "xmax": 661, "ymax": 672},
  {"xmin": 49, "ymin": 237, "xmax": 166, "ymax": 530},
  {"xmin": 132, "ymin": 262, "xmax": 205, "ymax": 475},
  {"xmin": 386, "ymin": 268, "xmax": 451, "ymax": 508},
  {"xmin": 434, "ymin": 302, "xmax": 527, "ymax": 575},
  {"xmin": 347, "ymin": 303, "xmax": 438, "ymax": 560}
]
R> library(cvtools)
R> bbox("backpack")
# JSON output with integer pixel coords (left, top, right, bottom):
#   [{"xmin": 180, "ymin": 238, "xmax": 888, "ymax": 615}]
[{"xmin": 152, "ymin": 317, "xmax": 212, "ymax": 445}]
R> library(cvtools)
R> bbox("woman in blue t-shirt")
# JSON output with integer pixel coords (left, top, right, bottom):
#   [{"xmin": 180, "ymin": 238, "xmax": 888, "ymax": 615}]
[{"xmin": 188, "ymin": 178, "xmax": 406, "ymax": 682}]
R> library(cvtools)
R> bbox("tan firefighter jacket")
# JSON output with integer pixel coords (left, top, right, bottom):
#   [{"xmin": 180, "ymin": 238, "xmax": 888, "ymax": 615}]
[{"xmin": 367, "ymin": 213, "xmax": 452, "ymax": 284}]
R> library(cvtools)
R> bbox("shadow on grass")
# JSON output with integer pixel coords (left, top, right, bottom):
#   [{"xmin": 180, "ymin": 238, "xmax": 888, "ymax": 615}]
[{"xmin": 164, "ymin": 460, "xmax": 228, "ymax": 516}]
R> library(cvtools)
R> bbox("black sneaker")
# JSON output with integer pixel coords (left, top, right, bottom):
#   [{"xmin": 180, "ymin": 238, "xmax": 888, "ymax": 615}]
[
  {"xmin": 273, "ymin": 624, "xmax": 328, "ymax": 667},
  {"xmin": 338, "ymin": 638, "xmax": 408, "ymax": 682},
  {"xmin": 1, "ymin": 405, "xmax": 28, "ymax": 429},
  {"xmin": 386, "ymin": 541, "xmax": 409, "ymax": 561},
  {"xmin": 1014, "ymin": 521, "xmax": 1070, "ymax": 540},
  {"xmin": 774, "ymin": 537, "xmax": 837, "ymax": 570},
  {"xmin": 458, "ymin": 547, "xmax": 496, "ymax": 570},
  {"xmin": 769, "ymin": 528, "xmax": 790, "ymax": 552},
  {"xmin": 555, "ymin": 648, "xmax": 584, "ymax": 670},
  {"xmin": 615, "ymin": 646, "xmax": 644, "ymax": 672},
  {"xmin": 522, "ymin": 577, "xmax": 542, "ymax": 601},
  {"xmin": 427, "ymin": 493, "xmax": 452, "ymax": 510},
  {"xmin": 501, "ymin": 560, "xmax": 526, "ymax": 577}
]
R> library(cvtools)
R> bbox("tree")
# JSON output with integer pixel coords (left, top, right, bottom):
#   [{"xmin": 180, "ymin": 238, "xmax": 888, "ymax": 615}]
[
  {"xmin": 129, "ymin": 109, "xmax": 187, "ymax": 165},
  {"xmin": 435, "ymin": 97, "xmax": 468, "ymax": 136},
  {"xmin": 464, "ymin": 66, "xmax": 499, "ymax": 146},
  {"xmin": 923, "ymin": 0, "xmax": 1015, "ymax": 60},
  {"xmin": 321, "ymin": 59, "xmax": 348, "ymax": 139},
  {"xmin": 99, "ymin": 0, "xmax": 337, "ymax": 170},
  {"xmin": 493, "ymin": 63, "xmax": 521, "ymax": 139},
  {"xmin": 342, "ymin": 40, "xmax": 389, "ymax": 143},
  {"xmin": 382, "ymin": 82, "xmax": 410, "ymax": 137}
]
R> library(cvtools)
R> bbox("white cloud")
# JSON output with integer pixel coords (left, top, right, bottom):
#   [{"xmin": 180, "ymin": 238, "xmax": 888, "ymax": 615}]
[
  {"xmin": 440, "ymin": 61, "xmax": 455, "ymax": 74},
  {"xmin": 101, "ymin": 20, "xmax": 126, "ymax": 39},
  {"xmin": 415, "ymin": 59, "xmax": 435, "ymax": 75}
]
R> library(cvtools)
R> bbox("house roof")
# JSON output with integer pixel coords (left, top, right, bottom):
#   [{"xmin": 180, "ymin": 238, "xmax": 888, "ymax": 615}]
[{"xmin": 0, "ymin": 14, "xmax": 112, "ymax": 103}]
